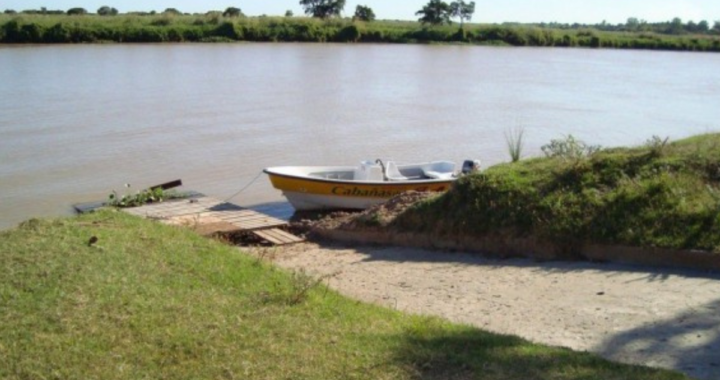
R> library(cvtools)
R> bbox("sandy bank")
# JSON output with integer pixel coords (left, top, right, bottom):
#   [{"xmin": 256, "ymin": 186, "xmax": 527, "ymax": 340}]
[{"xmin": 252, "ymin": 242, "xmax": 720, "ymax": 380}]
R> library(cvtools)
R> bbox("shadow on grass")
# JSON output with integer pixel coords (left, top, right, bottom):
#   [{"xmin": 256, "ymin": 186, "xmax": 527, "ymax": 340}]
[
  {"xmin": 315, "ymin": 241, "xmax": 720, "ymax": 282},
  {"xmin": 596, "ymin": 298, "xmax": 720, "ymax": 380},
  {"xmin": 388, "ymin": 324, "xmax": 684, "ymax": 380}
]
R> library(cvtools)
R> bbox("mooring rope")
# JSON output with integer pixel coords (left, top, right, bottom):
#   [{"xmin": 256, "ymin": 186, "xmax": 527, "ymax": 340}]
[{"xmin": 221, "ymin": 170, "xmax": 265, "ymax": 204}]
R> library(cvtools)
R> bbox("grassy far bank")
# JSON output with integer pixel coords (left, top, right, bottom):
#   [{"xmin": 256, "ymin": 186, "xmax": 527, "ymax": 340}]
[
  {"xmin": 1, "ymin": 13, "xmax": 720, "ymax": 52},
  {"xmin": 393, "ymin": 133, "xmax": 720, "ymax": 253},
  {"xmin": 0, "ymin": 210, "xmax": 688, "ymax": 379}
]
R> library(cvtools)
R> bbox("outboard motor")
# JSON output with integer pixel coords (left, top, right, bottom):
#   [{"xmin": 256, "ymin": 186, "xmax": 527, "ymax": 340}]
[{"xmin": 461, "ymin": 159, "xmax": 481, "ymax": 175}]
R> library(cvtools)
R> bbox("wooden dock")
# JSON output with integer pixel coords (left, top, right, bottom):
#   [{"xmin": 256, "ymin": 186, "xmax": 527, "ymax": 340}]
[{"xmin": 121, "ymin": 195, "xmax": 303, "ymax": 246}]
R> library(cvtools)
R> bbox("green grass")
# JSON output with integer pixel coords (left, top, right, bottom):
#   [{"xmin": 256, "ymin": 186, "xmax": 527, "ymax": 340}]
[
  {"xmin": 394, "ymin": 133, "xmax": 720, "ymax": 253},
  {"xmin": 1, "ymin": 13, "xmax": 719, "ymax": 51},
  {"xmin": 0, "ymin": 210, "xmax": 688, "ymax": 379},
  {"xmin": 505, "ymin": 126, "xmax": 526, "ymax": 163}
]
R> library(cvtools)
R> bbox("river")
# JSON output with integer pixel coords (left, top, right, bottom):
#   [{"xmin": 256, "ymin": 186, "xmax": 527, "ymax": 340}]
[{"xmin": 1, "ymin": 44, "xmax": 719, "ymax": 229}]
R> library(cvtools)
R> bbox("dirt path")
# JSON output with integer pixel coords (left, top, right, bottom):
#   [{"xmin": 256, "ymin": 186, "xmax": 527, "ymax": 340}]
[{"xmin": 255, "ymin": 242, "xmax": 720, "ymax": 380}]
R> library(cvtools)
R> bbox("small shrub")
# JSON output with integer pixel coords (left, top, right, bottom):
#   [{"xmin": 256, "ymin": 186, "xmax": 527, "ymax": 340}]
[
  {"xmin": 645, "ymin": 135, "xmax": 670, "ymax": 157},
  {"xmin": 259, "ymin": 269, "xmax": 337, "ymax": 306},
  {"xmin": 541, "ymin": 134, "xmax": 601, "ymax": 161},
  {"xmin": 336, "ymin": 24, "xmax": 361, "ymax": 42},
  {"xmin": 214, "ymin": 21, "xmax": 242, "ymax": 40},
  {"xmin": 45, "ymin": 22, "xmax": 71, "ymax": 42},
  {"xmin": 150, "ymin": 17, "xmax": 173, "ymax": 26}
]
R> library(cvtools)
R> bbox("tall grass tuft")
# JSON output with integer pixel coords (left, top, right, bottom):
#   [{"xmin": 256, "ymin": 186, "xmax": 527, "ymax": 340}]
[{"xmin": 504, "ymin": 126, "xmax": 526, "ymax": 163}]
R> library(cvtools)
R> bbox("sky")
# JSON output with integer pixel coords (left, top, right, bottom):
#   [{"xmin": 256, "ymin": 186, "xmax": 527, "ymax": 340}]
[{"xmin": 3, "ymin": 0, "xmax": 719, "ymax": 24}]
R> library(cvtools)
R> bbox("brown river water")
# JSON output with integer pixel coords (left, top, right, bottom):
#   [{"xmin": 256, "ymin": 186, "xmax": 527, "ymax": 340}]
[{"xmin": 1, "ymin": 44, "xmax": 719, "ymax": 230}]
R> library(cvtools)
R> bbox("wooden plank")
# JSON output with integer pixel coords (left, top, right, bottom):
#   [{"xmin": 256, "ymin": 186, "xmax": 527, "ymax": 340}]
[
  {"xmin": 249, "ymin": 202, "xmax": 293, "ymax": 221},
  {"xmin": 123, "ymin": 197, "xmax": 243, "ymax": 219},
  {"xmin": 263, "ymin": 229, "xmax": 304, "ymax": 244},
  {"xmin": 192, "ymin": 221, "xmax": 241, "ymax": 236},
  {"xmin": 162, "ymin": 213, "xmax": 222, "ymax": 228},
  {"xmin": 217, "ymin": 214, "xmax": 285, "ymax": 224},
  {"xmin": 252, "ymin": 228, "xmax": 304, "ymax": 245},
  {"xmin": 73, "ymin": 200, "xmax": 106, "ymax": 214},
  {"xmin": 115, "ymin": 192, "xmax": 301, "ymax": 245},
  {"xmin": 205, "ymin": 210, "xmax": 264, "ymax": 219},
  {"xmin": 210, "ymin": 210, "xmax": 287, "ymax": 230},
  {"xmin": 148, "ymin": 179, "xmax": 182, "ymax": 191},
  {"xmin": 232, "ymin": 220, "xmax": 287, "ymax": 230}
]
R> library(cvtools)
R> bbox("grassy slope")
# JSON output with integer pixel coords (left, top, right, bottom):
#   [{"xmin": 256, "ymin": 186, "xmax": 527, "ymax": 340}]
[
  {"xmin": 395, "ymin": 133, "xmax": 720, "ymax": 252},
  {"xmin": 1, "ymin": 13, "xmax": 719, "ymax": 51},
  {"xmin": 0, "ymin": 210, "xmax": 687, "ymax": 379}
]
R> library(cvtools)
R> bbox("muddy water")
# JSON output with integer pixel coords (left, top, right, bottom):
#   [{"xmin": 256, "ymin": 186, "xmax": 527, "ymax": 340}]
[{"xmin": 1, "ymin": 44, "xmax": 719, "ymax": 229}]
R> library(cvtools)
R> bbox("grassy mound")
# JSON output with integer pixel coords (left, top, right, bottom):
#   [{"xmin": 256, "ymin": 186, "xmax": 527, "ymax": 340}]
[
  {"xmin": 395, "ymin": 133, "xmax": 720, "ymax": 253},
  {"xmin": 0, "ymin": 210, "xmax": 687, "ymax": 379}
]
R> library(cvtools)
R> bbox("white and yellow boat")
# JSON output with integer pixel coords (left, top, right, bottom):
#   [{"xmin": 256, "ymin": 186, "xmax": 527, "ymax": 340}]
[{"xmin": 264, "ymin": 159, "xmax": 478, "ymax": 211}]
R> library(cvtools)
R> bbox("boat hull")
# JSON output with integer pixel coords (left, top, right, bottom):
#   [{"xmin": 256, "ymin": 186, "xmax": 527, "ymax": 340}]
[{"xmin": 264, "ymin": 167, "xmax": 453, "ymax": 211}]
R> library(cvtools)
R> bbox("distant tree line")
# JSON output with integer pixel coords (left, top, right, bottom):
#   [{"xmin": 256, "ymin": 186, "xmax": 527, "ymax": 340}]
[
  {"xmin": 1, "ymin": 13, "xmax": 719, "ymax": 52},
  {"xmin": 530, "ymin": 17, "xmax": 720, "ymax": 36},
  {"xmin": 1, "ymin": 3, "xmax": 719, "ymax": 51},
  {"xmin": 6, "ymin": 2, "xmax": 717, "ymax": 37},
  {"xmin": 1, "ymin": 6, "xmax": 243, "ymax": 17}
]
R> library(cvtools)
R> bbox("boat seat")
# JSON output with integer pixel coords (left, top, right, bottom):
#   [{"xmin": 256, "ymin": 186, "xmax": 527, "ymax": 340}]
[
  {"xmin": 385, "ymin": 161, "xmax": 408, "ymax": 181},
  {"xmin": 422, "ymin": 170, "xmax": 454, "ymax": 180}
]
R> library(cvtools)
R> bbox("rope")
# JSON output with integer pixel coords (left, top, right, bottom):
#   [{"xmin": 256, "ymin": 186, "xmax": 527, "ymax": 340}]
[{"xmin": 221, "ymin": 170, "xmax": 265, "ymax": 204}]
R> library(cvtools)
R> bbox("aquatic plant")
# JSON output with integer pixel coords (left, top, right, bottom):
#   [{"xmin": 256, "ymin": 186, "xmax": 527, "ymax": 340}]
[{"xmin": 107, "ymin": 184, "xmax": 186, "ymax": 208}]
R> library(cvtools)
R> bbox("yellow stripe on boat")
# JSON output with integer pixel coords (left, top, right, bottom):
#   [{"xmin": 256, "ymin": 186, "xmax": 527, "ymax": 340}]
[{"xmin": 267, "ymin": 172, "xmax": 451, "ymax": 199}]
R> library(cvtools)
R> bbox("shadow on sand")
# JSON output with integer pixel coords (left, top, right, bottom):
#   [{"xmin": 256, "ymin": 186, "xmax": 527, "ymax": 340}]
[
  {"xmin": 594, "ymin": 298, "xmax": 720, "ymax": 380},
  {"xmin": 316, "ymin": 241, "xmax": 720, "ymax": 282},
  {"xmin": 309, "ymin": 241, "xmax": 720, "ymax": 379}
]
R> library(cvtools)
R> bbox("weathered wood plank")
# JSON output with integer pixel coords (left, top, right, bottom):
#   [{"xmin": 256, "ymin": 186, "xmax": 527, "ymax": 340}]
[
  {"xmin": 124, "ymin": 197, "xmax": 243, "ymax": 218},
  {"xmin": 253, "ymin": 228, "xmax": 304, "ymax": 245},
  {"xmin": 73, "ymin": 201, "xmax": 106, "ymax": 214},
  {"xmin": 204, "ymin": 210, "xmax": 263, "ymax": 219},
  {"xmin": 231, "ymin": 220, "xmax": 287, "ymax": 229},
  {"xmin": 117, "ymin": 194, "xmax": 302, "ymax": 246},
  {"xmin": 216, "ymin": 214, "xmax": 285, "ymax": 224},
  {"xmin": 148, "ymin": 179, "xmax": 182, "ymax": 191}
]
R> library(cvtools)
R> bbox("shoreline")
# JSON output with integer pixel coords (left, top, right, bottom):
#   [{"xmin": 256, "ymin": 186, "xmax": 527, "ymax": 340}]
[{"xmin": 2, "ymin": 15, "xmax": 719, "ymax": 52}]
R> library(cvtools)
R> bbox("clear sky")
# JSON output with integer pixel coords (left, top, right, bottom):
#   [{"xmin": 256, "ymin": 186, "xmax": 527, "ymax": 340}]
[{"xmin": 3, "ymin": 0, "xmax": 720, "ymax": 24}]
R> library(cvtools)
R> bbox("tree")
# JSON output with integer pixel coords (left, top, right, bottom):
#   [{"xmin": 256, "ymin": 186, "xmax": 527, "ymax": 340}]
[
  {"xmin": 668, "ymin": 17, "xmax": 684, "ymax": 34},
  {"xmin": 299, "ymin": 0, "xmax": 345, "ymax": 19},
  {"xmin": 353, "ymin": 5, "xmax": 375, "ymax": 22},
  {"xmin": 416, "ymin": 0, "xmax": 451, "ymax": 25},
  {"xmin": 163, "ymin": 8, "xmax": 181, "ymax": 15},
  {"xmin": 222, "ymin": 7, "xmax": 243, "ymax": 17},
  {"xmin": 285, "ymin": 10, "xmax": 294, "ymax": 17},
  {"xmin": 67, "ymin": 7, "xmax": 87, "ymax": 15},
  {"xmin": 626, "ymin": 17, "xmax": 640, "ymax": 31},
  {"xmin": 698, "ymin": 20, "xmax": 710, "ymax": 33},
  {"xmin": 449, "ymin": 1, "xmax": 475, "ymax": 28},
  {"xmin": 97, "ymin": 6, "xmax": 119, "ymax": 16},
  {"xmin": 4, "ymin": 9, "xmax": 17, "ymax": 14},
  {"xmin": 713, "ymin": 21, "xmax": 720, "ymax": 34}
]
